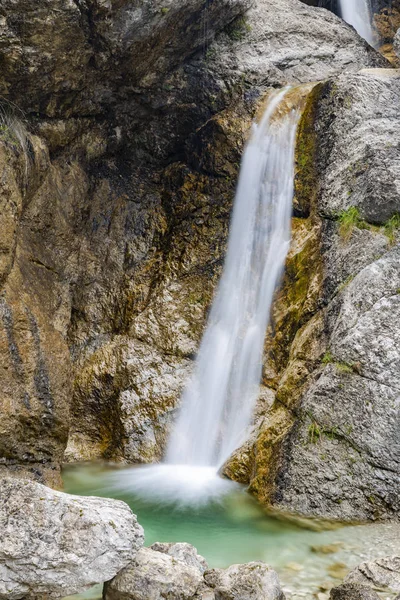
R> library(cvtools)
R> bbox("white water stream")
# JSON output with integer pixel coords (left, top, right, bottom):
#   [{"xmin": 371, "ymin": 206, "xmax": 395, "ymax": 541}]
[
  {"xmin": 166, "ymin": 89, "xmax": 299, "ymax": 470},
  {"xmin": 108, "ymin": 89, "xmax": 302, "ymax": 504},
  {"xmin": 338, "ymin": 0, "xmax": 375, "ymax": 46}
]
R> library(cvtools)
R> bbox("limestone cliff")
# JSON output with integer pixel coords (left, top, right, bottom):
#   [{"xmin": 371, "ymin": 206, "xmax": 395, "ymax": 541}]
[{"xmin": 0, "ymin": 0, "xmax": 398, "ymax": 522}]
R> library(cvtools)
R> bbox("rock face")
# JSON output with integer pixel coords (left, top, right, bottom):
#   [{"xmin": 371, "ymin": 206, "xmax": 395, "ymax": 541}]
[
  {"xmin": 0, "ymin": 477, "xmax": 144, "ymax": 599},
  {"xmin": 225, "ymin": 69, "xmax": 400, "ymax": 521},
  {"xmin": 0, "ymin": 0, "xmax": 387, "ymax": 481},
  {"xmin": 104, "ymin": 544, "xmax": 285, "ymax": 600},
  {"xmin": 0, "ymin": 0, "xmax": 398, "ymax": 526},
  {"xmin": 345, "ymin": 556, "xmax": 400, "ymax": 593}
]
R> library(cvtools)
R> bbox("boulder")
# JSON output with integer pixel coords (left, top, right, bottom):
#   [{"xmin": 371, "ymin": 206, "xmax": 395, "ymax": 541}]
[
  {"xmin": 204, "ymin": 562, "xmax": 285, "ymax": 600},
  {"xmin": 104, "ymin": 546, "xmax": 285, "ymax": 600},
  {"xmin": 103, "ymin": 546, "xmax": 205, "ymax": 600},
  {"xmin": 345, "ymin": 556, "xmax": 400, "ymax": 593},
  {"xmin": 329, "ymin": 584, "xmax": 380, "ymax": 599},
  {"xmin": 150, "ymin": 542, "xmax": 209, "ymax": 573},
  {"xmin": 0, "ymin": 477, "xmax": 144, "ymax": 599}
]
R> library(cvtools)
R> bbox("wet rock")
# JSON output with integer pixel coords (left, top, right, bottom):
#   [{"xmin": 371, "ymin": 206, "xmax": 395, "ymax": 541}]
[
  {"xmin": 236, "ymin": 69, "xmax": 400, "ymax": 521},
  {"xmin": 103, "ymin": 546, "xmax": 205, "ymax": 600},
  {"xmin": 329, "ymin": 584, "xmax": 380, "ymax": 600},
  {"xmin": 204, "ymin": 562, "xmax": 285, "ymax": 600},
  {"xmin": 345, "ymin": 556, "xmax": 400, "ymax": 593},
  {"xmin": 0, "ymin": 477, "xmax": 144, "ymax": 599}
]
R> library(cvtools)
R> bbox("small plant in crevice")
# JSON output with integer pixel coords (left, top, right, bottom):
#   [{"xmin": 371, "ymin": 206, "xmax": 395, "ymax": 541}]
[
  {"xmin": 226, "ymin": 16, "xmax": 252, "ymax": 42},
  {"xmin": 321, "ymin": 351, "xmax": 355, "ymax": 374},
  {"xmin": 383, "ymin": 213, "xmax": 400, "ymax": 245},
  {"xmin": 321, "ymin": 351, "xmax": 334, "ymax": 365},
  {"xmin": 308, "ymin": 421, "xmax": 321, "ymax": 444},
  {"xmin": 338, "ymin": 206, "xmax": 367, "ymax": 241}
]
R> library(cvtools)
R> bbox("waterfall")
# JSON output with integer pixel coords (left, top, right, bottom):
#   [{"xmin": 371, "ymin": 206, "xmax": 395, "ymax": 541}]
[
  {"xmin": 337, "ymin": 0, "xmax": 376, "ymax": 46},
  {"xmin": 166, "ymin": 88, "xmax": 300, "ymax": 469},
  {"xmin": 108, "ymin": 89, "xmax": 303, "ymax": 505}
]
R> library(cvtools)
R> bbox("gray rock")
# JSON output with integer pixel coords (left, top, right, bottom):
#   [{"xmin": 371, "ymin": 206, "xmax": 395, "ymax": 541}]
[
  {"xmin": 151, "ymin": 542, "xmax": 209, "ymax": 573},
  {"xmin": 316, "ymin": 69, "xmax": 400, "ymax": 224},
  {"xmin": 329, "ymin": 583, "xmax": 380, "ymax": 599},
  {"xmin": 0, "ymin": 477, "xmax": 144, "ymax": 600},
  {"xmin": 394, "ymin": 28, "xmax": 400, "ymax": 59},
  {"xmin": 204, "ymin": 562, "xmax": 285, "ymax": 600},
  {"xmin": 103, "ymin": 546, "xmax": 205, "ymax": 600},
  {"xmin": 345, "ymin": 556, "xmax": 400, "ymax": 593}
]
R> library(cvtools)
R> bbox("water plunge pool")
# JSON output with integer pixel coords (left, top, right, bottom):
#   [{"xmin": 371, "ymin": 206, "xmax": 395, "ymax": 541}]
[{"xmin": 63, "ymin": 463, "xmax": 400, "ymax": 599}]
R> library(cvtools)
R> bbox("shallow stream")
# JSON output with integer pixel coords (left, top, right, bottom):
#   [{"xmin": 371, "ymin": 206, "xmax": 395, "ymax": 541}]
[{"xmin": 63, "ymin": 464, "xmax": 400, "ymax": 599}]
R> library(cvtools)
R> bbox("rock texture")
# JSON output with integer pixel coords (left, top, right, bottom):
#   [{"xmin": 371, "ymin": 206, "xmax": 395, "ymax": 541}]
[
  {"xmin": 345, "ymin": 557, "xmax": 400, "ymax": 593},
  {"xmin": 204, "ymin": 563, "xmax": 285, "ymax": 600},
  {"xmin": 104, "ymin": 544, "xmax": 285, "ymax": 600},
  {"xmin": 225, "ymin": 69, "xmax": 400, "ymax": 521},
  {"xmin": 0, "ymin": 477, "xmax": 144, "ymax": 599},
  {"xmin": 329, "ymin": 584, "xmax": 380, "ymax": 600},
  {"xmin": 0, "ymin": 0, "xmax": 387, "ymax": 480}
]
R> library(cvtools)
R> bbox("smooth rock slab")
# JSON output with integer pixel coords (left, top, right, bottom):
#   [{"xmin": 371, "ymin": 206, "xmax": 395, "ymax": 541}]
[{"xmin": 0, "ymin": 477, "xmax": 144, "ymax": 600}]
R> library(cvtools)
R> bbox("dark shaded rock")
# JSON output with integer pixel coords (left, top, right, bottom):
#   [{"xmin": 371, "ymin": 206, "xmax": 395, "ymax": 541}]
[{"xmin": 330, "ymin": 583, "xmax": 380, "ymax": 600}]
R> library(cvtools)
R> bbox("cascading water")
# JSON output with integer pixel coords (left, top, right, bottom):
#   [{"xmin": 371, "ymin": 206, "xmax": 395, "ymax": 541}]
[
  {"xmin": 166, "ymin": 89, "xmax": 299, "ymax": 469},
  {"xmin": 108, "ymin": 89, "xmax": 303, "ymax": 505},
  {"xmin": 338, "ymin": 0, "xmax": 376, "ymax": 46}
]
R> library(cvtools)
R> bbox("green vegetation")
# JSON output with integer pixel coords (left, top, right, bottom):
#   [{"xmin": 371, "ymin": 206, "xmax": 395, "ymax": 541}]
[
  {"xmin": 337, "ymin": 206, "xmax": 400, "ymax": 245},
  {"xmin": 383, "ymin": 213, "xmax": 400, "ymax": 245},
  {"xmin": 321, "ymin": 351, "xmax": 354, "ymax": 373},
  {"xmin": 226, "ymin": 16, "xmax": 251, "ymax": 41},
  {"xmin": 160, "ymin": 7, "xmax": 169, "ymax": 15},
  {"xmin": 308, "ymin": 422, "xmax": 321, "ymax": 444},
  {"xmin": 338, "ymin": 206, "xmax": 367, "ymax": 241},
  {"xmin": 321, "ymin": 351, "xmax": 334, "ymax": 365}
]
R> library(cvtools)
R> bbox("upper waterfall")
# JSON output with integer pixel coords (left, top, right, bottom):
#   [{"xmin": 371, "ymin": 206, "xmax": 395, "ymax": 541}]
[
  {"xmin": 166, "ymin": 88, "xmax": 301, "ymax": 469},
  {"xmin": 338, "ymin": 0, "xmax": 375, "ymax": 46}
]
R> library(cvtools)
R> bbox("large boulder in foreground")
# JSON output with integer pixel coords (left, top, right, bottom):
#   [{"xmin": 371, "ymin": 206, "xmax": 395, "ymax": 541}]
[
  {"xmin": 104, "ymin": 544, "xmax": 285, "ymax": 600},
  {"xmin": 0, "ymin": 477, "xmax": 144, "ymax": 599},
  {"xmin": 104, "ymin": 546, "xmax": 205, "ymax": 600}
]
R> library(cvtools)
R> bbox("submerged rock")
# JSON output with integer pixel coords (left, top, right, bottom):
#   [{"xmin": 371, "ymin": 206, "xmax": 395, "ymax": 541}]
[{"xmin": 0, "ymin": 477, "xmax": 144, "ymax": 599}]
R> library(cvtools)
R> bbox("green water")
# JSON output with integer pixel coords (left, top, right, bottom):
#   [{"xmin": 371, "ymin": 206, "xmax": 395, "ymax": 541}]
[{"xmin": 63, "ymin": 463, "xmax": 400, "ymax": 599}]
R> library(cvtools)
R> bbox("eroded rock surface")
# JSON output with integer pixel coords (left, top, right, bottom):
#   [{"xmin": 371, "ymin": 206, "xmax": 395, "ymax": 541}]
[
  {"xmin": 0, "ymin": 477, "xmax": 144, "ymax": 599},
  {"xmin": 225, "ymin": 69, "xmax": 400, "ymax": 521},
  {"xmin": 104, "ymin": 544, "xmax": 285, "ymax": 600},
  {"xmin": 345, "ymin": 557, "xmax": 400, "ymax": 593}
]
